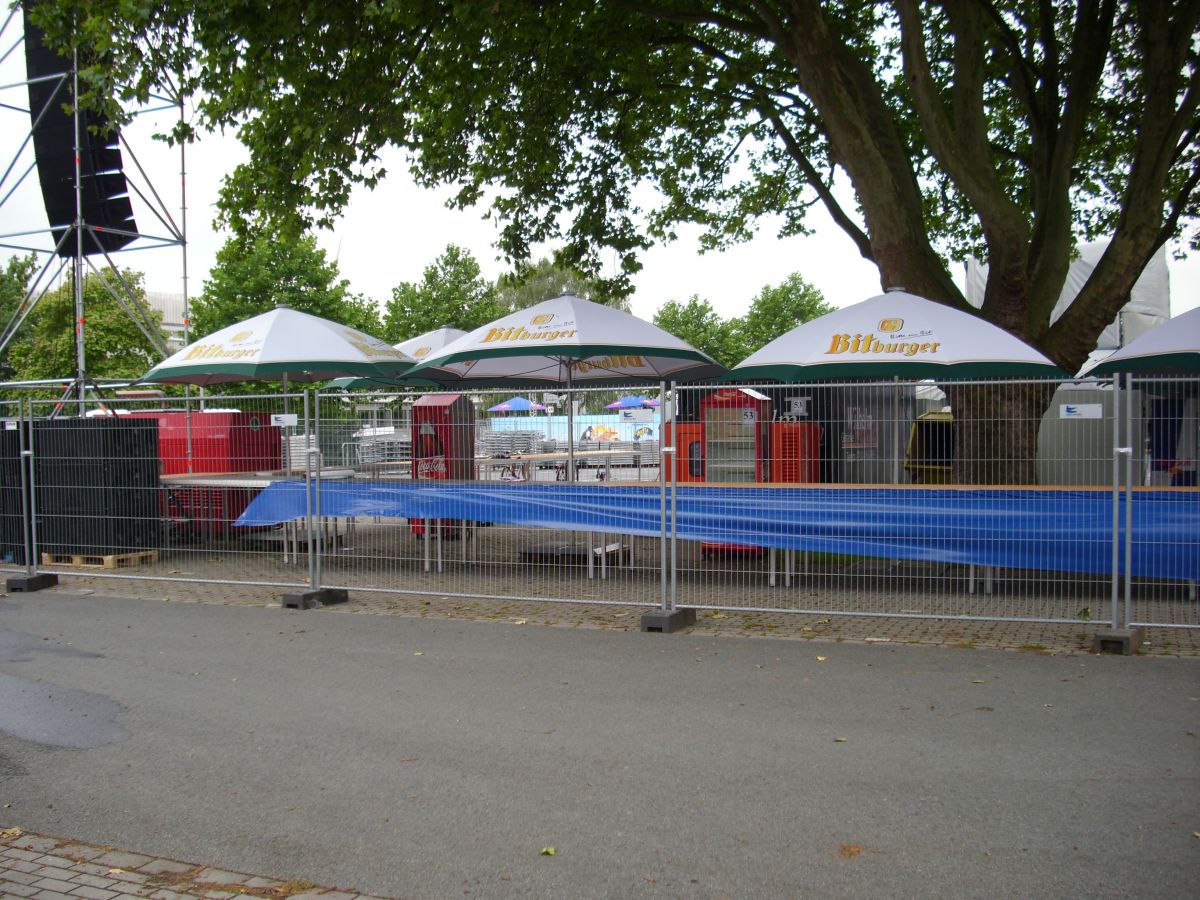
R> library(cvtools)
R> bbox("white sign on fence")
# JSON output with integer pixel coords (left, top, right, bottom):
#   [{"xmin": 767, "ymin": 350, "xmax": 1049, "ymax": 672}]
[
  {"xmin": 271, "ymin": 413, "xmax": 299, "ymax": 427},
  {"xmin": 1058, "ymin": 404, "xmax": 1103, "ymax": 419}
]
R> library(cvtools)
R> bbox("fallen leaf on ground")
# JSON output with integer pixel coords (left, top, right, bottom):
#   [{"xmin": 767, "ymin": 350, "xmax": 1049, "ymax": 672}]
[
  {"xmin": 0, "ymin": 826, "xmax": 22, "ymax": 838},
  {"xmin": 834, "ymin": 737, "xmax": 848, "ymax": 743},
  {"xmin": 413, "ymin": 651, "xmax": 424, "ymax": 656},
  {"xmin": 540, "ymin": 847, "xmax": 556, "ymax": 856},
  {"xmin": 513, "ymin": 619, "xmax": 527, "ymax": 625},
  {"xmin": 816, "ymin": 656, "xmax": 828, "ymax": 662},
  {"xmin": 839, "ymin": 844, "xmax": 863, "ymax": 858},
  {"xmin": 972, "ymin": 679, "xmax": 986, "ymax": 684}
]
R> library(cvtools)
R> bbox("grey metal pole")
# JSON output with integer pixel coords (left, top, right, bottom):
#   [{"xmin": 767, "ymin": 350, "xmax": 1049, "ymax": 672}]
[
  {"xmin": 1123, "ymin": 374, "xmax": 1134, "ymax": 626},
  {"xmin": 25, "ymin": 398, "xmax": 42, "ymax": 574},
  {"xmin": 658, "ymin": 380, "xmax": 668, "ymax": 610},
  {"xmin": 18, "ymin": 397, "xmax": 33, "ymax": 576},
  {"xmin": 313, "ymin": 388, "xmax": 323, "ymax": 590},
  {"xmin": 71, "ymin": 49, "xmax": 86, "ymax": 417},
  {"xmin": 303, "ymin": 390, "xmax": 316, "ymax": 589},
  {"xmin": 1110, "ymin": 373, "xmax": 1122, "ymax": 629},
  {"xmin": 566, "ymin": 363, "xmax": 575, "ymax": 482},
  {"xmin": 670, "ymin": 383, "xmax": 678, "ymax": 612}
]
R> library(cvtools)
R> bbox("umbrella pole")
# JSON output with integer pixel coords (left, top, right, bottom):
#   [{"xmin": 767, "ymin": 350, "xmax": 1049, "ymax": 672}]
[{"xmin": 566, "ymin": 365, "xmax": 575, "ymax": 481}]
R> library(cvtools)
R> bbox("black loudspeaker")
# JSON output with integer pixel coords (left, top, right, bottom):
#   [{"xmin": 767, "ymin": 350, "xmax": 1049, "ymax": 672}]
[
  {"xmin": 23, "ymin": 4, "xmax": 137, "ymax": 257},
  {"xmin": 0, "ymin": 421, "xmax": 29, "ymax": 565},
  {"xmin": 32, "ymin": 418, "xmax": 161, "ymax": 555}
]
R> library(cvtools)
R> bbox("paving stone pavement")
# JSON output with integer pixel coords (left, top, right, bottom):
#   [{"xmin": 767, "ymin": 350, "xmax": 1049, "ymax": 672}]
[
  {"xmin": 0, "ymin": 829, "xmax": 388, "ymax": 900},
  {"xmin": 11, "ymin": 571, "xmax": 1200, "ymax": 656}
]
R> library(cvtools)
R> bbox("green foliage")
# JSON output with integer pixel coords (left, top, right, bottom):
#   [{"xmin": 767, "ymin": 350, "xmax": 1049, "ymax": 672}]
[
  {"xmin": 739, "ymin": 274, "xmax": 837, "ymax": 354},
  {"xmin": 654, "ymin": 274, "xmax": 834, "ymax": 368},
  {"xmin": 35, "ymin": 0, "xmax": 1200, "ymax": 371},
  {"xmin": 192, "ymin": 229, "xmax": 382, "ymax": 337},
  {"xmin": 652, "ymin": 296, "xmax": 743, "ymax": 369},
  {"xmin": 496, "ymin": 257, "xmax": 626, "ymax": 311},
  {"xmin": 6, "ymin": 268, "xmax": 166, "ymax": 382},
  {"xmin": 0, "ymin": 255, "xmax": 37, "ymax": 381},
  {"xmin": 383, "ymin": 244, "xmax": 508, "ymax": 342}
]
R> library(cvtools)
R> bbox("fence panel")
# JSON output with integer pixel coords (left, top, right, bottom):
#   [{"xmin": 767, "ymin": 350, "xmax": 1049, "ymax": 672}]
[
  {"xmin": 669, "ymin": 378, "xmax": 1128, "ymax": 624},
  {"xmin": 1124, "ymin": 375, "xmax": 1199, "ymax": 629},
  {"xmin": 1, "ymin": 398, "xmax": 28, "ymax": 573},
  {"xmin": 308, "ymin": 385, "xmax": 665, "ymax": 607},
  {"xmin": 26, "ymin": 393, "xmax": 311, "ymax": 589}
]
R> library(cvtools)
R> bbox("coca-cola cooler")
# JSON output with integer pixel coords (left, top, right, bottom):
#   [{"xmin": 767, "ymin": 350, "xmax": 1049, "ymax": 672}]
[
  {"xmin": 410, "ymin": 393, "xmax": 475, "ymax": 537},
  {"xmin": 701, "ymin": 388, "xmax": 772, "ymax": 482},
  {"xmin": 699, "ymin": 388, "xmax": 772, "ymax": 559}
]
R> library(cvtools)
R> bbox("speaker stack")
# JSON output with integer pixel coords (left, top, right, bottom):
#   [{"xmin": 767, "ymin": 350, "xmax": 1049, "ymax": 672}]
[
  {"xmin": 23, "ymin": 2, "xmax": 138, "ymax": 256},
  {"xmin": 32, "ymin": 418, "xmax": 161, "ymax": 555}
]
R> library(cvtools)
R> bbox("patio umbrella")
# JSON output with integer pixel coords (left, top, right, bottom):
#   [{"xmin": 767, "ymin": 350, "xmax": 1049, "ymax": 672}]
[
  {"xmin": 141, "ymin": 306, "xmax": 413, "ymax": 385},
  {"xmin": 488, "ymin": 396, "xmax": 547, "ymax": 413},
  {"xmin": 1084, "ymin": 306, "xmax": 1200, "ymax": 376},
  {"xmin": 324, "ymin": 325, "xmax": 466, "ymax": 390},
  {"xmin": 725, "ymin": 289, "xmax": 1064, "ymax": 381},
  {"xmin": 406, "ymin": 293, "xmax": 724, "ymax": 475},
  {"xmin": 605, "ymin": 395, "xmax": 659, "ymax": 409}
]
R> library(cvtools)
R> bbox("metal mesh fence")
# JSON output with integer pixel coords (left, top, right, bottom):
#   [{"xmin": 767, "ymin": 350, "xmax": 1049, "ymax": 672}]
[
  {"xmin": 310, "ymin": 386, "xmax": 666, "ymax": 607},
  {"xmin": 3, "ymin": 378, "xmax": 1195, "ymax": 628},
  {"xmin": 26, "ymin": 393, "xmax": 310, "ymax": 589},
  {"xmin": 1125, "ymin": 375, "xmax": 1199, "ymax": 629},
  {"xmin": 1, "ymin": 399, "xmax": 26, "ymax": 573},
  {"xmin": 669, "ymin": 379, "xmax": 1130, "ymax": 624}
]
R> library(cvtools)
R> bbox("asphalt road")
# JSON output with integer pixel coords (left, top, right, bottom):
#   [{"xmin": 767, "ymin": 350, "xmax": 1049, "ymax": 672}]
[{"xmin": 1, "ymin": 591, "xmax": 1197, "ymax": 898}]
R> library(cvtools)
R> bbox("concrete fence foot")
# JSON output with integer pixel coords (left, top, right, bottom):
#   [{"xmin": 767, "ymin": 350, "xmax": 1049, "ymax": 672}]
[
  {"xmin": 1093, "ymin": 628, "xmax": 1144, "ymax": 655},
  {"xmin": 281, "ymin": 588, "xmax": 349, "ymax": 610},
  {"xmin": 640, "ymin": 608, "xmax": 696, "ymax": 633},
  {"xmin": 6, "ymin": 573, "xmax": 58, "ymax": 593}
]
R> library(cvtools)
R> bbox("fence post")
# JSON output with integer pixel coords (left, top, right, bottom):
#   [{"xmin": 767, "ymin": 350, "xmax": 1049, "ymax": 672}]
[
  {"xmin": 1093, "ymin": 372, "xmax": 1143, "ymax": 654},
  {"xmin": 282, "ymin": 389, "xmax": 347, "ymax": 610},
  {"xmin": 6, "ymin": 396, "xmax": 57, "ymax": 592},
  {"xmin": 641, "ymin": 382, "xmax": 694, "ymax": 633}
]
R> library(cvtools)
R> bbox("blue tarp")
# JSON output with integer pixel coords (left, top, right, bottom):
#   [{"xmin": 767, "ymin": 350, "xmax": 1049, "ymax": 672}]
[{"xmin": 235, "ymin": 481, "xmax": 1200, "ymax": 580}]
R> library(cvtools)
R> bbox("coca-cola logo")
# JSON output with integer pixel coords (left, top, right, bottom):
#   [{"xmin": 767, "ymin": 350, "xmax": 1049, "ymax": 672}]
[{"xmin": 417, "ymin": 457, "xmax": 447, "ymax": 478}]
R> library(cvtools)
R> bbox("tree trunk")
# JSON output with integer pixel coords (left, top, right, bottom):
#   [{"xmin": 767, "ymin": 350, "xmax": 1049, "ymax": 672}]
[{"xmin": 943, "ymin": 381, "xmax": 1057, "ymax": 486}]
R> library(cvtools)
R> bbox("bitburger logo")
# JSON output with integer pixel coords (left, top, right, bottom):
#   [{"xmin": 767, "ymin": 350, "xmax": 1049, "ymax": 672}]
[
  {"xmin": 229, "ymin": 330, "xmax": 253, "ymax": 343},
  {"xmin": 414, "ymin": 346, "xmax": 430, "ymax": 357},
  {"xmin": 531, "ymin": 314, "xmax": 554, "ymax": 325},
  {"xmin": 878, "ymin": 318, "xmax": 903, "ymax": 333}
]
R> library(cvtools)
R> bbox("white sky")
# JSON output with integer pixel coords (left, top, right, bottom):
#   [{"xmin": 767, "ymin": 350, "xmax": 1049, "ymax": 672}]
[{"xmin": 1, "ymin": 67, "xmax": 1197, "ymax": 328}]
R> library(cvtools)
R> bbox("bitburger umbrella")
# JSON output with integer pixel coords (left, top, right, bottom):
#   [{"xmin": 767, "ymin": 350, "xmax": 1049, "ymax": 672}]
[
  {"xmin": 141, "ymin": 306, "xmax": 413, "ymax": 385},
  {"xmin": 406, "ymin": 294, "xmax": 724, "ymax": 476},
  {"xmin": 725, "ymin": 289, "xmax": 1064, "ymax": 381},
  {"xmin": 324, "ymin": 325, "xmax": 466, "ymax": 390},
  {"xmin": 1084, "ymin": 306, "xmax": 1200, "ymax": 375}
]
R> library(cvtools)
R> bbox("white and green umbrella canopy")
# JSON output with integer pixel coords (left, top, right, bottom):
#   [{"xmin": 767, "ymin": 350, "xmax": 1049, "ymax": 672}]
[
  {"xmin": 404, "ymin": 294, "xmax": 725, "ymax": 386},
  {"xmin": 141, "ymin": 307, "xmax": 414, "ymax": 385},
  {"xmin": 1084, "ymin": 306, "xmax": 1200, "ymax": 376},
  {"xmin": 725, "ymin": 289, "xmax": 1064, "ymax": 381},
  {"xmin": 323, "ymin": 326, "xmax": 467, "ymax": 390}
]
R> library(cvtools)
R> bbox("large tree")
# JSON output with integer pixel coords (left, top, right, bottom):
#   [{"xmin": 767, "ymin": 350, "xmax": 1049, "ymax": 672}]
[{"xmin": 38, "ymin": 1, "xmax": 1199, "ymax": 479}]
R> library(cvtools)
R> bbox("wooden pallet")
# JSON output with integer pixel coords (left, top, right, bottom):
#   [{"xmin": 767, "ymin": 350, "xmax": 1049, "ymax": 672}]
[{"xmin": 41, "ymin": 550, "xmax": 159, "ymax": 570}]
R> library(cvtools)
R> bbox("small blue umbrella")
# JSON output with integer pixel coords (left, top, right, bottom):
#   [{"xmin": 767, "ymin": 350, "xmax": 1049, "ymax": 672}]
[
  {"xmin": 488, "ymin": 396, "xmax": 547, "ymax": 413},
  {"xmin": 605, "ymin": 395, "xmax": 660, "ymax": 409}
]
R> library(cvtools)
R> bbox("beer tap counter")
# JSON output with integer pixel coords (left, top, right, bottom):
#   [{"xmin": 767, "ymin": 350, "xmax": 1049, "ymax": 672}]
[{"xmin": 233, "ymin": 479, "xmax": 1200, "ymax": 581}]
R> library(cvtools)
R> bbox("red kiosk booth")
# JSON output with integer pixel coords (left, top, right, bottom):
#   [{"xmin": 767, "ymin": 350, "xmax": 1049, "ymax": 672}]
[{"xmin": 410, "ymin": 393, "xmax": 475, "ymax": 537}]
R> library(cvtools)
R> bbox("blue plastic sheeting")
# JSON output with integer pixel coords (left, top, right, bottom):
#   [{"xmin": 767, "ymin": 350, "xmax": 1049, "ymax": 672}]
[{"xmin": 235, "ymin": 481, "xmax": 1200, "ymax": 580}]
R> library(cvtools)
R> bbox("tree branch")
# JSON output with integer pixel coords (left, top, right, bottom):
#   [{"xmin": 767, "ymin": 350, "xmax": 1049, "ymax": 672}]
[{"xmin": 760, "ymin": 101, "xmax": 875, "ymax": 262}]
